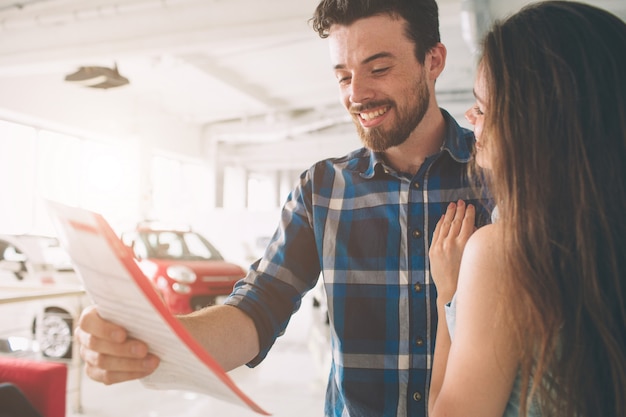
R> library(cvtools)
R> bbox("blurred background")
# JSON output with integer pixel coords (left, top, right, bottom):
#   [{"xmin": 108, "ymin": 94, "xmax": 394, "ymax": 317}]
[
  {"xmin": 0, "ymin": 1, "xmax": 624, "ymax": 416},
  {"xmin": 0, "ymin": 0, "xmax": 620, "ymax": 265}
]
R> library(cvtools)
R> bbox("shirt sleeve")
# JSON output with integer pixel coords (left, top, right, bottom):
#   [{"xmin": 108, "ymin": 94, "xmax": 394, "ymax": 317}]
[{"xmin": 224, "ymin": 167, "xmax": 322, "ymax": 366}]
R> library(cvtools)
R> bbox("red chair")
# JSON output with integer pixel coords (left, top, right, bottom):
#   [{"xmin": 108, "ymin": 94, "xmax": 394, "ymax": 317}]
[{"xmin": 0, "ymin": 356, "xmax": 67, "ymax": 417}]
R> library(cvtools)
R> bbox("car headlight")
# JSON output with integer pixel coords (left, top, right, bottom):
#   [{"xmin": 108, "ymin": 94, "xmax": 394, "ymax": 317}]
[{"xmin": 166, "ymin": 265, "xmax": 197, "ymax": 283}]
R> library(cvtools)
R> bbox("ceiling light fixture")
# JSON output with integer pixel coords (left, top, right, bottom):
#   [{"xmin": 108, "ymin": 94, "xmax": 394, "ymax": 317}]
[{"xmin": 64, "ymin": 63, "xmax": 130, "ymax": 89}]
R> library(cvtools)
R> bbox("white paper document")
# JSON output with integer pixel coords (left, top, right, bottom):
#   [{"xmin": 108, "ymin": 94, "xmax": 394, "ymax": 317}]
[{"xmin": 47, "ymin": 201, "xmax": 269, "ymax": 415}]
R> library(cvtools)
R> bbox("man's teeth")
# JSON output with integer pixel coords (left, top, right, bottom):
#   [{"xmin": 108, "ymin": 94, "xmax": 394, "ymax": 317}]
[{"xmin": 360, "ymin": 108, "xmax": 387, "ymax": 121}]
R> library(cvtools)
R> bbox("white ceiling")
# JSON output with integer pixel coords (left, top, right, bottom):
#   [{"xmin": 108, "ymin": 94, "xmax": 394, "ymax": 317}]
[{"xmin": 0, "ymin": 0, "xmax": 624, "ymax": 170}]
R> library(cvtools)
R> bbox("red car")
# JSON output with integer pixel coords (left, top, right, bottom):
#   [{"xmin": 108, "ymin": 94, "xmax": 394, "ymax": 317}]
[{"xmin": 120, "ymin": 225, "xmax": 246, "ymax": 315}]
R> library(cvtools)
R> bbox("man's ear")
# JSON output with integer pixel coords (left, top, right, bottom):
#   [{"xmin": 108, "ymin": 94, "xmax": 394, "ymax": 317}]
[{"xmin": 426, "ymin": 42, "xmax": 447, "ymax": 81}]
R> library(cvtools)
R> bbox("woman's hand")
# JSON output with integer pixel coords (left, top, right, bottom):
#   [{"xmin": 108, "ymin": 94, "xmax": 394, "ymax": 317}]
[{"xmin": 429, "ymin": 200, "xmax": 476, "ymax": 303}]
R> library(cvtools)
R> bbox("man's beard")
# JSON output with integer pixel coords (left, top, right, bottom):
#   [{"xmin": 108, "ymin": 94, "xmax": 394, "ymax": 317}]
[{"xmin": 352, "ymin": 76, "xmax": 430, "ymax": 152}]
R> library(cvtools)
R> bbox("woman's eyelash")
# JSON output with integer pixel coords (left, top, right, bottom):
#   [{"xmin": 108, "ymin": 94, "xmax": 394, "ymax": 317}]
[{"xmin": 473, "ymin": 106, "xmax": 484, "ymax": 115}]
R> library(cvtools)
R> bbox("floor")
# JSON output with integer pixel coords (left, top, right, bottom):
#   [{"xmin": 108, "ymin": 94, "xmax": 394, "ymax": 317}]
[{"xmin": 66, "ymin": 293, "xmax": 330, "ymax": 417}]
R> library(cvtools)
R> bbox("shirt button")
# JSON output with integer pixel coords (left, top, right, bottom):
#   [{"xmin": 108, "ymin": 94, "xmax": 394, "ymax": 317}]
[
  {"xmin": 415, "ymin": 337, "xmax": 424, "ymax": 347},
  {"xmin": 413, "ymin": 182, "xmax": 420, "ymax": 189},
  {"xmin": 413, "ymin": 391, "xmax": 422, "ymax": 402},
  {"xmin": 412, "ymin": 229, "xmax": 422, "ymax": 239},
  {"xmin": 414, "ymin": 283, "xmax": 422, "ymax": 293}
]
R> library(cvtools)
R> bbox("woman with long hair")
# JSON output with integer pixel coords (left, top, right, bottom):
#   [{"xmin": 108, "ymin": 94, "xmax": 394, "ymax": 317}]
[{"xmin": 428, "ymin": 2, "xmax": 626, "ymax": 416}]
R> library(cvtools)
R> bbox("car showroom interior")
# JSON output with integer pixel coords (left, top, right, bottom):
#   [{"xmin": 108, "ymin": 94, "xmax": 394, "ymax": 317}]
[{"xmin": 0, "ymin": 0, "xmax": 624, "ymax": 416}]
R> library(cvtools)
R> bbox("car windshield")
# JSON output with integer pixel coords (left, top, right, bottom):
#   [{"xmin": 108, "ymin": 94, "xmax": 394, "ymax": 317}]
[{"xmin": 142, "ymin": 231, "xmax": 224, "ymax": 261}]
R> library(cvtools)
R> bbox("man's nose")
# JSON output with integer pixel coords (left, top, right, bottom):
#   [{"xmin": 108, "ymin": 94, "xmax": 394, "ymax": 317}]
[{"xmin": 349, "ymin": 74, "xmax": 373, "ymax": 104}]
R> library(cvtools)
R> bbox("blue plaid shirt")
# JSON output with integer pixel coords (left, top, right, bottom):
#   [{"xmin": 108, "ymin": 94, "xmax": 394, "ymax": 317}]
[{"xmin": 225, "ymin": 109, "xmax": 492, "ymax": 417}]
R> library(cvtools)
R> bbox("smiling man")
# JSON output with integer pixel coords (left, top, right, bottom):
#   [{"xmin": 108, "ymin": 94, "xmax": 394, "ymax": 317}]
[
  {"xmin": 328, "ymin": 12, "xmax": 445, "ymax": 171},
  {"xmin": 74, "ymin": 1, "xmax": 491, "ymax": 416}
]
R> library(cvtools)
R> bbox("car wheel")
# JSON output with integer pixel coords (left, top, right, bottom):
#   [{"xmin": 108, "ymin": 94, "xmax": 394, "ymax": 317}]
[{"xmin": 35, "ymin": 310, "xmax": 73, "ymax": 359}]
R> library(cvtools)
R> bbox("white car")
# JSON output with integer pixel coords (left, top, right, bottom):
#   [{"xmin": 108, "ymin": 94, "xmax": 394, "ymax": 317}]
[{"xmin": 0, "ymin": 234, "xmax": 87, "ymax": 359}]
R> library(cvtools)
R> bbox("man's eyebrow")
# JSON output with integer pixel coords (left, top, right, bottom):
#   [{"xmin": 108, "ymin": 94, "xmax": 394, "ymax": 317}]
[
  {"xmin": 363, "ymin": 52, "xmax": 394, "ymax": 65},
  {"xmin": 334, "ymin": 52, "xmax": 395, "ymax": 70}
]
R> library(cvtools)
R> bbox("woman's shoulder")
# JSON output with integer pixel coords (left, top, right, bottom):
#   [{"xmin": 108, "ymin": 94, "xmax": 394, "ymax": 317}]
[
  {"xmin": 464, "ymin": 223, "xmax": 503, "ymax": 259},
  {"xmin": 458, "ymin": 223, "xmax": 506, "ymax": 291}
]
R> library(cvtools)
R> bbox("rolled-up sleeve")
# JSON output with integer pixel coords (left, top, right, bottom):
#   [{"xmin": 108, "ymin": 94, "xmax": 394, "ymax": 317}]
[{"xmin": 224, "ymin": 169, "xmax": 322, "ymax": 366}]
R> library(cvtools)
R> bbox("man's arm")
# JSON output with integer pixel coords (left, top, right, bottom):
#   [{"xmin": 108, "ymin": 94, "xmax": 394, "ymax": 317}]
[
  {"xmin": 75, "ymin": 304, "xmax": 259, "ymax": 385},
  {"xmin": 178, "ymin": 304, "xmax": 260, "ymax": 371}
]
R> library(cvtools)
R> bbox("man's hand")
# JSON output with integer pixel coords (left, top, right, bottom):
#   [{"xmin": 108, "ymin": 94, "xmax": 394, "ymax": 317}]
[
  {"xmin": 75, "ymin": 305, "xmax": 160, "ymax": 385},
  {"xmin": 429, "ymin": 200, "xmax": 476, "ymax": 303}
]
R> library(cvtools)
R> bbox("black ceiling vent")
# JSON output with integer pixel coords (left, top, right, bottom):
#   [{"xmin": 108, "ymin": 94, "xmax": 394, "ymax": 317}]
[{"xmin": 65, "ymin": 64, "xmax": 129, "ymax": 89}]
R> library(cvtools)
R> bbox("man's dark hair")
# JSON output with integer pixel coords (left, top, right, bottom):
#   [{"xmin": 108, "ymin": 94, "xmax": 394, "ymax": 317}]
[{"xmin": 311, "ymin": 0, "xmax": 440, "ymax": 63}]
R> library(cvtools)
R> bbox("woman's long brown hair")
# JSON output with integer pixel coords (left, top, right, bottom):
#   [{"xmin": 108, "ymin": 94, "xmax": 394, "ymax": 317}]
[{"xmin": 479, "ymin": 2, "xmax": 626, "ymax": 416}]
